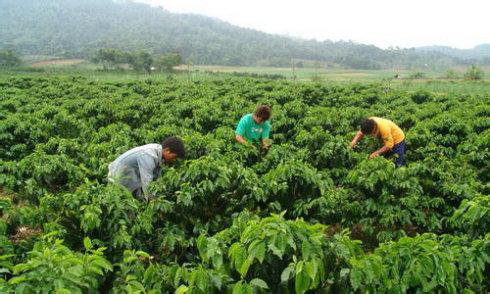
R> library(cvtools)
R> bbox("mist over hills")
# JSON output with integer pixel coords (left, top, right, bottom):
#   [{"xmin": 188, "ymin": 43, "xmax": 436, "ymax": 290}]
[
  {"xmin": 416, "ymin": 44, "xmax": 490, "ymax": 60},
  {"xmin": 1, "ymin": 0, "xmax": 488, "ymax": 69}
]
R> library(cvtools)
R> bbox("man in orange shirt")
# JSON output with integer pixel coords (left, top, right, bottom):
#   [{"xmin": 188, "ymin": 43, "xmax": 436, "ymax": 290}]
[{"xmin": 350, "ymin": 117, "xmax": 406, "ymax": 166}]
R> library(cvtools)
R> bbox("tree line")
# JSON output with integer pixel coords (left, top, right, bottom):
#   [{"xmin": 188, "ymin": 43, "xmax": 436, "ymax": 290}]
[
  {"xmin": 0, "ymin": 50, "xmax": 22, "ymax": 67},
  {"xmin": 91, "ymin": 49, "xmax": 182, "ymax": 73},
  {"xmin": 0, "ymin": 49, "xmax": 183, "ymax": 73}
]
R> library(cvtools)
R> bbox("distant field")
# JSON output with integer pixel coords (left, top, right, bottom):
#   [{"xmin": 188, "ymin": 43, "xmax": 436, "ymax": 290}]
[
  {"xmin": 184, "ymin": 64, "xmax": 490, "ymax": 82},
  {"xmin": 21, "ymin": 58, "xmax": 490, "ymax": 81},
  {"xmin": 180, "ymin": 65, "xmax": 402, "ymax": 80},
  {"xmin": 3, "ymin": 59, "xmax": 490, "ymax": 95}
]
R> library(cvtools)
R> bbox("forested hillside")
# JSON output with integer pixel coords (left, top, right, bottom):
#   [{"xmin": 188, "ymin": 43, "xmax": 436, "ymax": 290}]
[
  {"xmin": 417, "ymin": 44, "xmax": 490, "ymax": 61},
  {"xmin": 1, "ymin": 0, "xmax": 485, "ymax": 68}
]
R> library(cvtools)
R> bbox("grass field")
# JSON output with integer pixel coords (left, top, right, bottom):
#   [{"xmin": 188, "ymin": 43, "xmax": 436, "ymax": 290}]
[
  {"xmin": 185, "ymin": 64, "xmax": 490, "ymax": 80},
  {"xmin": 3, "ymin": 59, "xmax": 490, "ymax": 95}
]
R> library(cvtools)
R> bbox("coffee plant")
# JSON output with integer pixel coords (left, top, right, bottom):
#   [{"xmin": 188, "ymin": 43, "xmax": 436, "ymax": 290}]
[{"xmin": 0, "ymin": 74, "xmax": 488, "ymax": 292}]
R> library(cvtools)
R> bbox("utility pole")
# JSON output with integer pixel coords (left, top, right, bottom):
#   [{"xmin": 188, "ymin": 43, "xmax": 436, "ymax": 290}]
[
  {"xmin": 187, "ymin": 60, "xmax": 193, "ymax": 83},
  {"xmin": 291, "ymin": 58, "xmax": 296, "ymax": 81}
]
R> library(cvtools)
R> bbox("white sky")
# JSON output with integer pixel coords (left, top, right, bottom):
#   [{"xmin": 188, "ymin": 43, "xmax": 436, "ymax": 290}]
[{"xmin": 135, "ymin": 0, "xmax": 489, "ymax": 49}]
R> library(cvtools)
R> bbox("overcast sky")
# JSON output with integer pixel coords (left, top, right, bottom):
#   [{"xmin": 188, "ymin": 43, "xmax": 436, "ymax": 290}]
[{"xmin": 136, "ymin": 0, "xmax": 489, "ymax": 49}]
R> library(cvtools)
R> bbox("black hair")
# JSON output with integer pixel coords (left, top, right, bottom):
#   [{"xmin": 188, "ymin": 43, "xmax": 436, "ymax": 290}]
[
  {"xmin": 162, "ymin": 136, "xmax": 185, "ymax": 158},
  {"xmin": 254, "ymin": 105, "xmax": 271, "ymax": 120},
  {"xmin": 360, "ymin": 118, "xmax": 376, "ymax": 135}
]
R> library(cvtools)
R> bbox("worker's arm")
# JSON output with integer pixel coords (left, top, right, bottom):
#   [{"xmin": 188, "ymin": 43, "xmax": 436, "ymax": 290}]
[
  {"xmin": 350, "ymin": 131, "xmax": 364, "ymax": 149},
  {"xmin": 235, "ymin": 115, "xmax": 249, "ymax": 144},
  {"xmin": 137, "ymin": 155, "xmax": 157, "ymax": 200},
  {"xmin": 370, "ymin": 126, "xmax": 394, "ymax": 159},
  {"xmin": 369, "ymin": 146, "xmax": 391, "ymax": 159},
  {"xmin": 235, "ymin": 134, "xmax": 248, "ymax": 144}
]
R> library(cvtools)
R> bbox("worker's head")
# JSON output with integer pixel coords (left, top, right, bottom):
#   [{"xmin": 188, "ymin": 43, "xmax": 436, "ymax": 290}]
[
  {"xmin": 161, "ymin": 136, "xmax": 185, "ymax": 163},
  {"xmin": 253, "ymin": 105, "xmax": 271, "ymax": 124},
  {"xmin": 360, "ymin": 118, "xmax": 376, "ymax": 135}
]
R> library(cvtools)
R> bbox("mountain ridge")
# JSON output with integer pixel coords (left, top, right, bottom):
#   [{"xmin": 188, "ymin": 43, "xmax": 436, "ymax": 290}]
[{"xmin": 0, "ymin": 0, "xmax": 487, "ymax": 68}]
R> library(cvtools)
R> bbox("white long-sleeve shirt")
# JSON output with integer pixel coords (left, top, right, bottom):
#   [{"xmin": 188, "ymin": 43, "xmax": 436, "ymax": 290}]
[{"xmin": 107, "ymin": 144, "xmax": 162, "ymax": 198}]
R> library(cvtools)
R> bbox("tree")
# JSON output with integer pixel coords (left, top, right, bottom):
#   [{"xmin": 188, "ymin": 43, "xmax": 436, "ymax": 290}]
[
  {"xmin": 154, "ymin": 53, "xmax": 182, "ymax": 72},
  {"xmin": 443, "ymin": 69, "xmax": 460, "ymax": 79},
  {"xmin": 408, "ymin": 72, "xmax": 426, "ymax": 79},
  {"xmin": 92, "ymin": 49, "xmax": 154, "ymax": 72},
  {"xmin": 464, "ymin": 65, "xmax": 484, "ymax": 80},
  {"xmin": 0, "ymin": 50, "xmax": 22, "ymax": 67},
  {"xmin": 128, "ymin": 51, "xmax": 153, "ymax": 73},
  {"xmin": 91, "ymin": 48, "xmax": 126, "ymax": 70}
]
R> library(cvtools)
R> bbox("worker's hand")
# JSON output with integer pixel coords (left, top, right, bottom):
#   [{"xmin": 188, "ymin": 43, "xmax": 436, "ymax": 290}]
[
  {"xmin": 262, "ymin": 139, "xmax": 272, "ymax": 150},
  {"xmin": 350, "ymin": 141, "xmax": 357, "ymax": 149},
  {"xmin": 369, "ymin": 152, "xmax": 380, "ymax": 159},
  {"xmin": 142, "ymin": 193, "xmax": 154, "ymax": 203}
]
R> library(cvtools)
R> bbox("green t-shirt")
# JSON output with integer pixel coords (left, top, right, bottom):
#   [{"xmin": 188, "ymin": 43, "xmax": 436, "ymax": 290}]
[{"xmin": 235, "ymin": 114, "xmax": 271, "ymax": 142}]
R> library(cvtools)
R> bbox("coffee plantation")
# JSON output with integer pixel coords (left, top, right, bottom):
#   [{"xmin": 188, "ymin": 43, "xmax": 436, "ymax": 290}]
[{"xmin": 0, "ymin": 75, "xmax": 488, "ymax": 293}]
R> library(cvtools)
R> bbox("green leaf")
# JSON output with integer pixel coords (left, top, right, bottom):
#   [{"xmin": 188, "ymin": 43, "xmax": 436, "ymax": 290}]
[
  {"xmin": 135, "ymin": 250, "xmax": 150, "ymax": 258},
  {"xmin": 301, "ymin": 241, "xmax": 313, "ymax": 259},
  {"xmin": 232, "ymin": 281, "xmax": 243, "ymax": 294},
  {"xmin": 230, "ymin": 243, "xmax": 247, "ymax": 272},
  {"xmin": 250, "ymin": 278, "xmax": 269, "ymax": 289},
  {"xmin": 305, "ymin": 260, "xmax": 318, "ymax": 282},
  {"xmin": 83, "ymin": 237, "xmax": 92, "ymax": 250},
  {"xmin": 239, "ymin": 256, "xmax": 254, "ymax": 278},
  {"xmin": 212, "ymin": 254, "xmax": 223, "ymax": 269},
  {"xmin": 92, "ymin": 258, "xmax": 113, "ymax": 272},
  {"xmin": 174, "ymin": 268, "xmax": 183, "ymax": 287},
  {"xmin": 276, "ymin": 233, "xmax": 287, "ymax": 255},
  {"xmin": 281, "ymin": 266, "xmax": 295, "ymax": 282},
  {"xmin": 268, "ymin": 243, "xmax": 283, "ymax": 259},
  {"xmin": 176, "ymin": 285, "xmax": 189, "ymax": 294},
  {"xmin": 196, "ymin": 235, "xmax": 208, "ymax": 261},
  {"xmin": 350, "ymin": 268, "xmax": 362, "ymax": 290},
  {"xmin": 248, "ymin": 241, "xmax": 266, "ymax": 263},
  {"xmin": 232, "ymin": 281, "xmax": 253, "ymax": 294},
  {"xmin": 8, "ymin": 276, "xmax": 27, "ymax": 285},
  {"xmin": 340, "ymin": 268, "xmax": 350, "ymax": 279},
  {"xmin": 195, "ymin": 268, "xmax": 208, "ymax": 292},
  {"xmin": 295, "ymin": 268, "xmax": 310, "ymax": 294}
]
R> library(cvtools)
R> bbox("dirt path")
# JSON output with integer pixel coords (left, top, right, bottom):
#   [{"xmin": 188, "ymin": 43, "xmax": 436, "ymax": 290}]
[{"xmin": 31, "ymin": 59, "xmax": 85, "ymax": 67}]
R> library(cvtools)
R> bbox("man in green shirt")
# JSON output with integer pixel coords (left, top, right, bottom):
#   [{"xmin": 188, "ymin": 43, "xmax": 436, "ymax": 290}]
[{"xmin": 235, "ymin": 105, "xmax": 272, "ymax": 149}]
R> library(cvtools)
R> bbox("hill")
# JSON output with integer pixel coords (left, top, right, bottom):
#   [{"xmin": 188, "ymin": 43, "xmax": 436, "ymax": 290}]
[
  {"xmin": 0, "ymin": 0, "xmax": 486, "ymax": 68},
  {"xmin": 416, "ymin": 44, "xmax": 490, "ymax": 60}
]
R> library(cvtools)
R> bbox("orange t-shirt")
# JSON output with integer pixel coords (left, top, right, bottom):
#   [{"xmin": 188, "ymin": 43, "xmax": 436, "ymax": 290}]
[{"xmin": 370, "ymin": 117, "xmax": 405, "ymax": 149}]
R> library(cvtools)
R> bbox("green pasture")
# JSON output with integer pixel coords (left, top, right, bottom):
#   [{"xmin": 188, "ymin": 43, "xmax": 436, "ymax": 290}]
[{"xmin": 1, "ymin": 60, "xmax": 489, "ymax": 95}]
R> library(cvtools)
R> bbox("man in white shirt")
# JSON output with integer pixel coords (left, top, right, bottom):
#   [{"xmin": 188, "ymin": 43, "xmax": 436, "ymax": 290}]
[{"xmin": 108, "ymin": 136, "xmax": 185, "ymax": 200}]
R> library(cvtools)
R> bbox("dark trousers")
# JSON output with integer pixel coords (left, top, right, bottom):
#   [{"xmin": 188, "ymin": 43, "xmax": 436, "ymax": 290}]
[
  {"xmin": 392, "ymin": 140, "xmax": 406, "ymax": 167},
  {"xmin": 132, "ymin": 188, "xmax": 143, "ymax": 199}
]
